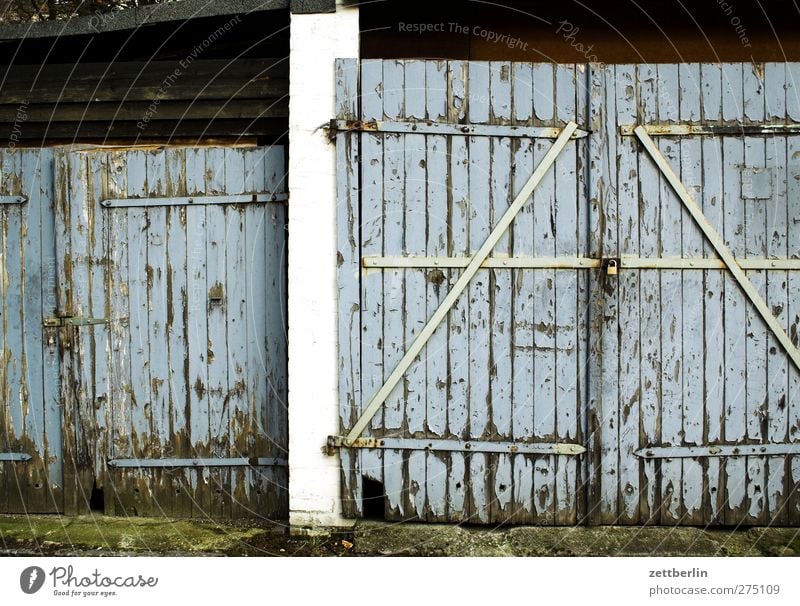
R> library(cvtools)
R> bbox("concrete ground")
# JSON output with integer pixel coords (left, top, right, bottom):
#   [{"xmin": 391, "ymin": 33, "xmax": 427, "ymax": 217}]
[{"xmin": 0, "ymin": 515, "xmax": 798, "ymax": 556}]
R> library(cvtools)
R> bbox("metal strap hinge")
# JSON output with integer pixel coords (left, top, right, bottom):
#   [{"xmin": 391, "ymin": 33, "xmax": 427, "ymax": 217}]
[
  {"xmin": 327, "ymin": 435, "xmax": 586, "ymax": 457},
  {"xmin": 43, "ymin": 316, "xmax": 112, "ymax": 327},
  {"xmin": 327, "ymin": 118, "xmax": 590, "ymax": 140}
]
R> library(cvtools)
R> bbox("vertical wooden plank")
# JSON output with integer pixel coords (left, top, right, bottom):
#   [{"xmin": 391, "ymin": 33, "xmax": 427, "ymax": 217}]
[
  {"xmin": 86, "ymin": 152, "xmax": 111, "ymax": 514},
  {"xmin": 786, "ymin": 63, "xmax": 800, "ymax": 524},
  {"xmin": 38, "ymin": 149, "xmax": 62, "ymax": 512},
  {"xmin": 144, "ymin": 150, "xmax": 170, "ymax": 516},
  {"xmin": 0, "ymin": 151, "xmax": 8, "ymax": 513},
  {"xmin": 19, "ymin": 149, "xmax": 46, "ymax": 512},
  {"xmin": 615, "ymin": 64, "xmax": 641, "ymax": 524},
  {"xmin": 163, "ymin": 148, "xmax": 192, "ymax": 518},
  {"xmin": 764, "ymin": 62, "xmax": 789, "ymax": 525},
  {"xmin": 359, "ymin": 59, "xmax": 387, "ymax": 515},
  {"xmin": 679, "ymin": 63, "xmax": 706, "ymax": 525},
  {"xmin": 335, "ymin": 58, "xmax": 362, "ymax": 517},
  {"xmin": 743, "ymin": 62, "xmax": 768, "ymax": 524},
  {"xmin": 222, "ymin": 149, "xmax": 248, "ymax": 518},
  {"xmin": 125, "ymin": 149, "xmax": 154, "ymax": 516},
  {"xmin": 204, "ymin": 147, "xmax": 231, "ymax": 519},
  {"xmin": 424, "ymin": 59, "xmax": 449, "ymax": 522},
  {"xmin": 446, "ymin": 59, "xmax": 469, "ymax": 522},
  {"xmin": 636, "ymin": 63, "xmax": 662, "ymax": 524},
  {"xmin": 510, "ymin": 62, "xmax": 535, "ymax": 523},
  {"xmin": 721, "ymin": 62, "xmax": 748, "ymax": 524},
  {"xmin": 185, "ymin": 147, "xmax": 210, "ymax": 516},
  {"xmin": 533, "ymin": 62, "xmax": 558, "ymax": 525},
  {"xmin": 3, "ymin": 149, "xmax": 25, "ymax": 513},
  {"xmin": 106, "ymin": 150, "xmax": 133, "ymax": 516},
  {"xmin": 263, "ymin": 145, "xmax": 288, "ymax": 519},
  {"xmin": 467, "ymin": 60, "xmax": 490, "ymax": 524},
  {"xmin": 381, "ymin": 59, "xmax": 406, "ymax": 519},
  {"xmin": 402, "ymin": 59, "xmax": 427, "ymax": 520},
  {"xmin": 700, "ymin": 62, "xmax": 726, "ymax": 524},
  {"xmin": 488, "ymin": 60, "xmax": 513, "ymax": 523},
  {"xmin": 657, "ymin": 63, "xmax": 684, "ymax": 525},
  {"xmin": 596, "ymin": 63, "xmax": 619, "ymax": 524},
  {"xmin": 553, "ymin": 63, "xmax": 580, "ymax": 525}
]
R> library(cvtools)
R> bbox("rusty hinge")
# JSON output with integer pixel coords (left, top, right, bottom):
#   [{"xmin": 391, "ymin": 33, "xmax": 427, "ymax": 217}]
[{"xmin": 43, "ymin": 316, "xmax": 110, "ymax": 328}]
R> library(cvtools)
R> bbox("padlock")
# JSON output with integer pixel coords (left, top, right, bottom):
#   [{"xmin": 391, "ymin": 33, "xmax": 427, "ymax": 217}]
[{"xmin": 606, "ymin": 259, "xmax": 618, "ymax": 276}]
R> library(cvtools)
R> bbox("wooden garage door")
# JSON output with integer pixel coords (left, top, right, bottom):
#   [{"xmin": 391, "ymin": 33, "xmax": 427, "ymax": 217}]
[
  {"xmin": 56, "ymin": 146, "xmax": 288, "ymax": 519},
  {"xmin": 335, "ymin": 59, "xmax": 800, "ymax": 526}
]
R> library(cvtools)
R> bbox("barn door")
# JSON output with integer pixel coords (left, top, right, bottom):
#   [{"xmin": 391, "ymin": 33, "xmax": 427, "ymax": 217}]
[
  {"xmin": 0, "ymin": 148, "xmax": 62, "ymax": 513},
  {"xmin": 591, "ymin": 63, "xmax": 800, "ymax": 526},
  {"xmin": 55, "ymin": 146, "xmax": 288, "ymax": 519},
  {"xmin": 335, "ymin": 60, "xmax": 594, "ymax": 524}
]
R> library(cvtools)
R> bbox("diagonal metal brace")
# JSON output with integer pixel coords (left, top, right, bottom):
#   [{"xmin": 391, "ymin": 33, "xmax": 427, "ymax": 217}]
[
  {"xmin": 342, "ymin": 121, "xmax": 580, "ymax": 446},
  {"xmin": 634, "ymin": 125, "xmax": 800, "ymax": 373}
]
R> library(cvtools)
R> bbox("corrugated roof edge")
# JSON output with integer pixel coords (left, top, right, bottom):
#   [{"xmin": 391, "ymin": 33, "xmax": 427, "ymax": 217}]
[{"xmin": 0, "ymin": 0, "xmax": 289, "ymax": 40}]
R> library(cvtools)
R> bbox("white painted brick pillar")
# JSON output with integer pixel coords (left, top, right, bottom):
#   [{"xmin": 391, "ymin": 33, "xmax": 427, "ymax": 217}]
[{"xmin": 287, "ymin": 2, "xmax": 359, "ymax": 531}]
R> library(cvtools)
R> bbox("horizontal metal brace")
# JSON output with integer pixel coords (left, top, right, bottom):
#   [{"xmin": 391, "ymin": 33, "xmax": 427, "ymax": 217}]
[
  {"xmin": 327, "ymin": 436, "xmax": 586, "ymax": 456},
  {"xmin": 636, "ymin": 444, "xmax": 800, "ymax": 458},
  {"xmin": 328, "ymin": 119, "xmax": 590, "ymax": 140},
  {"xmin": 101, "ymin": 192, "xmax": 288, "ymax": 208},
  {"xmin": 43, "ymin": 316, "xmax": 113, "ymax": 327},
  {"xmin": 0, "ymin": 452, "xmax": 32, "ymax": 462},
  {"xmin": 107, "ymin": 457, "xmax": 288, "ymax": 468},
  {"xmin": 362, "ymin": 255, "xmax": 800, "ymax": 271},
  {"xmin": 620, "ymin": 123, "xmax": 800, "ymax": 137},
  {"xmin": 0, "ymin": 195, "xmax": 27, "ymax": 205}
]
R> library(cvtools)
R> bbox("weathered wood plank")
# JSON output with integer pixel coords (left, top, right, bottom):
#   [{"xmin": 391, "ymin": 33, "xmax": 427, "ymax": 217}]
[
  {"xmin": 403, "ymin": 59, "xmax": 428, "ymax": 520},
  {"xmin": 678, "ymin": 63, "xmax": 706, "ymax": 525},
  {"xmin": 721, "ymin": 63, "xmax": 748, "ymax": 524},
  {"xmin": 743, "ymin": 62, "xmax": 769, "ymax": 524},
  {"xmin": 510, "ymin": 62, "xmax": 535, "ymax": 523},
  {"xmin": 467, "ymin": 60, "xmax": 491, "ymax": 523},
  {"xmin": 184, "ymin": 147, "xmax": 211, "ymax": 517},
  {"xmin": 554, "ymin": 63, "xmax": 579, "ymax": 525},
  {"xmin": 106, "ymin": 150, "xmax": 133, "ymax": 516},
  {"xmin": 489, "ymin": 60, "xmax": 513, "ymax": 523},
  {"xmin": 424, "ymin": 59, "xmax": 449, "ymax": 522},
  {"xmin": 700, "ymin": 62, "xmax": 725, "ymax": 524},
  {"xmin": 636, "ymin": 63, "xmax": 662, "ymax": 524},
  {"xmin": 204, "ymin": 148, "xmax": 231, "ymax": 520},
  {"xmin": 380, "ymin": 59, "xmax": 407, "ymax": 519},
  {"xmin": 532, "ymin": 62, "xmax": 557, "ymax": 525},
  {"xmin": 446, "ymin": 59, "xmax": 470, "ymax": 522},
  {"xmin": 335, "ymin": 58, "xmax": 362, "ymax": 518},
  {"xmin": 764, "ymin": 62, "xmax": 789, "ymax": 525},
  {"xmin": 657, "ymin": 63, "xmax": 684, "ymax": 525}
]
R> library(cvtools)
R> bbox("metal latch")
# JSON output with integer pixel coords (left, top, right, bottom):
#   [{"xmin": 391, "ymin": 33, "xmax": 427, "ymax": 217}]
[{"xmin": 43, "ymin": 316, "xmax": 109, "ymax": 327}]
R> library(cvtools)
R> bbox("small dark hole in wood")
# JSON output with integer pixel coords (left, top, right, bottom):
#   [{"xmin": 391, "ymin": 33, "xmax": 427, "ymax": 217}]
[
  {"xmin": 499, "ymin": 484, "xmax": 507, "ymax": 492},
  {"xmin": 89, "ymin": 482, "xmax": 104, "ymax": 512},
  {"xmin": 216, "ymin": 488, "xmax": 222, "ymax": 494},
  {"xmin": 176, "ymin": 489, "xmax": 181, "ymax": 495},
  {"xmin": 33, "ymin": 482, "xmax": 42, "ymax": 489},
  {"xmin": 362, "ymin": 476, "xmax": 386, "ymax": 520}
]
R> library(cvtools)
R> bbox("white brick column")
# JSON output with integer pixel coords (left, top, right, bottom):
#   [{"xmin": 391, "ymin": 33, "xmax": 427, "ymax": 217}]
[{"xmin": 288, "ymin": 3, "xmax": 359, "ymax": 531}]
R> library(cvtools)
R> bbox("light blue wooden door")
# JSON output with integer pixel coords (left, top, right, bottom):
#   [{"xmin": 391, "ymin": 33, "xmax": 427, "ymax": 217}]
[
  {"xmin": 336, "ymin": 60, "xmax": 592, "ymax": 524},
  {"xmin": 56, "ymin": 146, "xmax": 288, "ymax": 519},
  {"xmin": 0, "ymin": 148, "xmax": 62, "ymax": 513}
]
